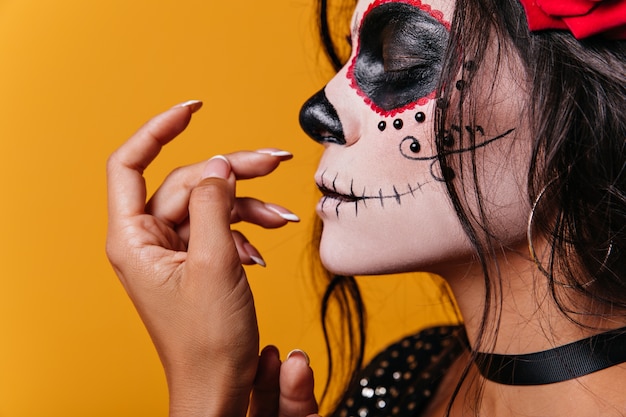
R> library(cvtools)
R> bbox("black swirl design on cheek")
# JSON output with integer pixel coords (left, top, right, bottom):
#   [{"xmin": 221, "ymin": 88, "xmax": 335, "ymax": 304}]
[
  {"xmin": 399, "ymin": 127, "xmax": 517, "ymax": 182},
  {"xmin": 400, "ymin": 136, "xmax": 421, "ymax": 157},
  {"xmin": 318, "ymin": 125, "xmax": 514, "ymax": 217},
  {"xmin": 348, "ymin": 1, "xmax": 450, "ymax": 115}
]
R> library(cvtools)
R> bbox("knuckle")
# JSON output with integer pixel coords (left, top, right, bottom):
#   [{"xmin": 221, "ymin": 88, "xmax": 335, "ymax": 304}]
[
  {"xmin": 104, "ymin": 240, "xmax": 118, "ymax": 263},
  {"xmin": 105, "ymin": 234, "xmax": 128, "ymax": 266},
  {"xmin": 106, "ymin": 151, "xmax": 121, "ymax": 174},
  {"xmin": 190, "ymin": 178, "xmax": 229, "ymax": 205},
  {"xmin": 165, "ymin": 165, "xmax": 188, "ymax": 183},
  {"xmin": 105, "ymin": 222, "xmax": 143, "ymax": 264}
]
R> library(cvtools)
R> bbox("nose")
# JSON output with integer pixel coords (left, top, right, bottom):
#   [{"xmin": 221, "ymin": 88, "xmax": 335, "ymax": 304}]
[{"xmin": 298, "ymin": 88, "xmax": 346, "ymax": 145}]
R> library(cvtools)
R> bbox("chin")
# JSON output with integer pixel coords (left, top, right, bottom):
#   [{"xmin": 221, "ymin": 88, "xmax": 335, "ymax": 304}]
[
  {"xmin": 317, "ymin": 224, "xmax": 476, "ymax": 277},
  {"xmin": 318, "ymin": 233, "xmax": 426, "ymax": 276}
]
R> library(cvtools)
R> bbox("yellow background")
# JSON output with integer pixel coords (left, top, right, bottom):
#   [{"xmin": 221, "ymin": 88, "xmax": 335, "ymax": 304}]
[{"xmin": 0, "ymin": 1, "xmax": 458, "ymax": 415}]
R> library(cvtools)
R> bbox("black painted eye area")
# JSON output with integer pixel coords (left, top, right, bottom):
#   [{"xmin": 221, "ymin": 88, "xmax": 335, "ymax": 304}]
[{"xmin": 348, "ymin": 1, "xmax": 449, "ymax": 115}]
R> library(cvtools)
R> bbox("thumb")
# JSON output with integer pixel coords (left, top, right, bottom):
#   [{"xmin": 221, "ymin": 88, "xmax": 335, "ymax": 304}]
[
  {"xmin": 186, "ymin": 155, "xmax": 240, "ymax": 276},
  {"xmin": 279, "ymin": 350, "xmax": 318, "ymax": 417}
]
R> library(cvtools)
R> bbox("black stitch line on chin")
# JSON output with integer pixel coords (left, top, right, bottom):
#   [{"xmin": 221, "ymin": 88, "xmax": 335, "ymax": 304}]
[
  {"xmin": 362, "ymin": 188, "xmax": 367, "ymax": 207},
  {"xmin": 349, "ymin": 180, "xmax": 358, "ymax": 217},
  {"xmin": 378, "ymin": 188, "xmax": 385, "ymax": 207},
  {"xmin": 362, "ymin": 182, "xmax": 424, "ymax": 203},
  {"xmin": 393, "ymin": 186, "xmax": 401, "ymax": 204}
]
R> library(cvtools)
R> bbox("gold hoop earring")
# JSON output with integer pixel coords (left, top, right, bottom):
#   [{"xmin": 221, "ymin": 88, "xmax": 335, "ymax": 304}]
[
  {"xmin": 527, "ymin": 179, "xmax": 605, "ymax": 289},
  {"xmin": 598, "ymin": 242, "xmax": 614, "ymax": 273},
  {"xmin": 526, "ymin": 181, "xmax": 553, "ymax": 279}
]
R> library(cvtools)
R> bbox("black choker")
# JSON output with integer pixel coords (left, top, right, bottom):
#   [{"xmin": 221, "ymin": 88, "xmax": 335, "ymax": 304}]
[{"xmin": 474, "ymin": 326, "xmax": 626, "ymax": 385}]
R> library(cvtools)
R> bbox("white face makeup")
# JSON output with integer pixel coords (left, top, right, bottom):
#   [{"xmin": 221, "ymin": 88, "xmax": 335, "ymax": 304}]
[{"xmin": 299, "ymin": 0, "xmax": 530, "ymax": 276}]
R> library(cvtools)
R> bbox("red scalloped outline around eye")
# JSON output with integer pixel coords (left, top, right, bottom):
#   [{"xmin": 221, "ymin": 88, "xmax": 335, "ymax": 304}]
[{"xmin": 347, "ymin": 0, "xmax": 450, "ymax": 117}]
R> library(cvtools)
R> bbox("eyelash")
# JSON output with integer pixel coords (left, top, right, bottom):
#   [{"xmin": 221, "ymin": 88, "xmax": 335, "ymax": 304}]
[
  {"xmin": 384, "ymin": 55, "xmax": 429, "ymax": 74},
  {"xmin": 381, "ymin": 66, "xmax": 422, "ymax": 84}
]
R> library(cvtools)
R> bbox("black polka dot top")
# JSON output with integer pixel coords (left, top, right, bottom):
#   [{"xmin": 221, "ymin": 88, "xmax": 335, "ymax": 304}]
[{"xmin": 333, "ymin": 325, "xmax": 466, "ymax": 417}]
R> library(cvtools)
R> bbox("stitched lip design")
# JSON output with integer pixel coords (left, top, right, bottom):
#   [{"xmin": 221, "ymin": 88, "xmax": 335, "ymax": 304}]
[
  {"xmin": 316, "ymin": 172, "xmax": 426, "ymax": 217},
  {"xmin": 317, "ymin": 175, "xmax": 364, "ymax": 203},
  {"xmin": 318, "ymin": 184, "xmax": 361, "ymax": 203}
]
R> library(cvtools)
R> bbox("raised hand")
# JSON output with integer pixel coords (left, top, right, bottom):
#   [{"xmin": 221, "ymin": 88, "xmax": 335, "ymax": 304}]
[{"xmin": 106, "ymin": 101, "xmax": 298, "ymax": 417}]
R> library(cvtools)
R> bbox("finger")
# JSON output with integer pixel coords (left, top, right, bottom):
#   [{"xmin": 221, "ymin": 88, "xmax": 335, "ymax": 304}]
[
  {"xmin": 232, "ymin": 230, "xmax": 266, "ymax": 267},
  {"xmin": 229, "ymin": 149, "xmax": 293, "ymax": 179},
  {"xmin": 279, "ymin": 350, "xmax": 318, "ymax": 417},
  {"xmin": 249, "ymin": 345, "xmax": 281, "ymax": 417},
  {"xmin": 172, "ymin": 223, "xmax": 268, "ymax": 268},
  {"xmin": 232, "ymin": 198, "xmax": 300, "ymax": 228},
  {"xmin": 186, "ymin": 156, "xmax": 242, "ymax": 278},
  {"xmin": 145, "ymin": 150, "xmax": 292, "ymax": 227},
  {"xmin": 175, "ymin": 218, "xmax": 190, "ymax": 245},
  {"xmin": 165, "ymin": 198, "xmax": 300, "ymax": 236},
  {"xmin": 177, "ymin": 199, "xmax": 301, "ymax": 244},
  {"xmin": 107, "ymin": 100, "xmax": 202, "ymax": 221}
]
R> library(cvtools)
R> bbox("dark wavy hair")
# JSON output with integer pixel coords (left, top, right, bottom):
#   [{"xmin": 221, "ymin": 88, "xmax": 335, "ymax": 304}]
[{"xmin": 313, "ymin": 0, "xmax": 626, "ymax": 414}]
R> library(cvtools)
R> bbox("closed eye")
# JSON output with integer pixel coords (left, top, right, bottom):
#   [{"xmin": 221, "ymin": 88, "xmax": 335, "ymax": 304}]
[{"xmin": 350, "ymin": 2, "xmax": 449, "ymax": 112}]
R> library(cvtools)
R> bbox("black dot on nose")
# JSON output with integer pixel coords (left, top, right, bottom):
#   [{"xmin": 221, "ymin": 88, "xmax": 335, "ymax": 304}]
[
  {"xmin": 455, "ymin": 80, "xmax": 465, "ymax": 90},
  {"xmin": 378, "ymin": 121, "xmax": 387, "ymax": 131},
  {"xmin": 415, "ymin": 112, "xmax": 426, "ymax": 123},
  {"xmin": 410, "ymin": 140, "xmax": 420, "ymax": 153},
  {"xmin": 393, "ymin": 119, "xmax": 403, "ymax": 130}
]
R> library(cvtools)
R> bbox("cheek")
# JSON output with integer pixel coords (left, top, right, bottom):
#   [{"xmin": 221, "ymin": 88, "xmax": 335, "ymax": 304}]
[
  {"xmin": 360, "ymin": 111, "xmax": 452, "ymax": 185},
  {"xmin": 469, "ymin": 137, "xmax": 531, "ymax": 244}
]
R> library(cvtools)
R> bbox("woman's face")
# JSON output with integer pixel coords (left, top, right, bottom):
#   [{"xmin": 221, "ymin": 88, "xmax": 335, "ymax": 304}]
[{"xmin": 299, "ymin": 0, "xmax": 530, "ymax": 276}]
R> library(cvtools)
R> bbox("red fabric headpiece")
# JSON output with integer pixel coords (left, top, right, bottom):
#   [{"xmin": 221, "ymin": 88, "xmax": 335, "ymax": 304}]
[{"xmin": 519, "ymin": 0, "xmax": 626, "ymax": 39}]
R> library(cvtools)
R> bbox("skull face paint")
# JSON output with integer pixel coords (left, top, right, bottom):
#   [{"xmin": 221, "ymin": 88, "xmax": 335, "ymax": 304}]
[
  {"xmin": 299, "ymin": 0, "xmax": 530, "ymax": 276},
  {"xmin": 348, "ymin": 0, "xmax": 450, "ymax": 115}
]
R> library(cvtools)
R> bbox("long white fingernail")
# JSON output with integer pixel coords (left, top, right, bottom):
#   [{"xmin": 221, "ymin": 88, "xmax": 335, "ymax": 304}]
[
  {"xmin": 244, "ymin": 242, "xmax": 266, "ymax": 267},
  {"xmin": 250, "ymin": 256, "xmax": 266, "ymax": 267},
  {"xmin": 287, "ymin": 349, "xmax": 310, "ymax": 365},
  {"xmin": 265, "ymin": 204, "xmax": 300, "ymax": 222},
  {"xmin": 256, "ymin": 149, "xmax": 293, "ymax": 158},
  {"xmin": 177, "ymin": 100, "xmax": 203, "ymax": 113}
]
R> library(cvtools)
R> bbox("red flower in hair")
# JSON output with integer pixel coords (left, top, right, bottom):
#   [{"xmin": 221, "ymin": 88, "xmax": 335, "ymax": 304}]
[{"xmin": 519, "ymin": 0, "xmax": 626, "ymax": 39}]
